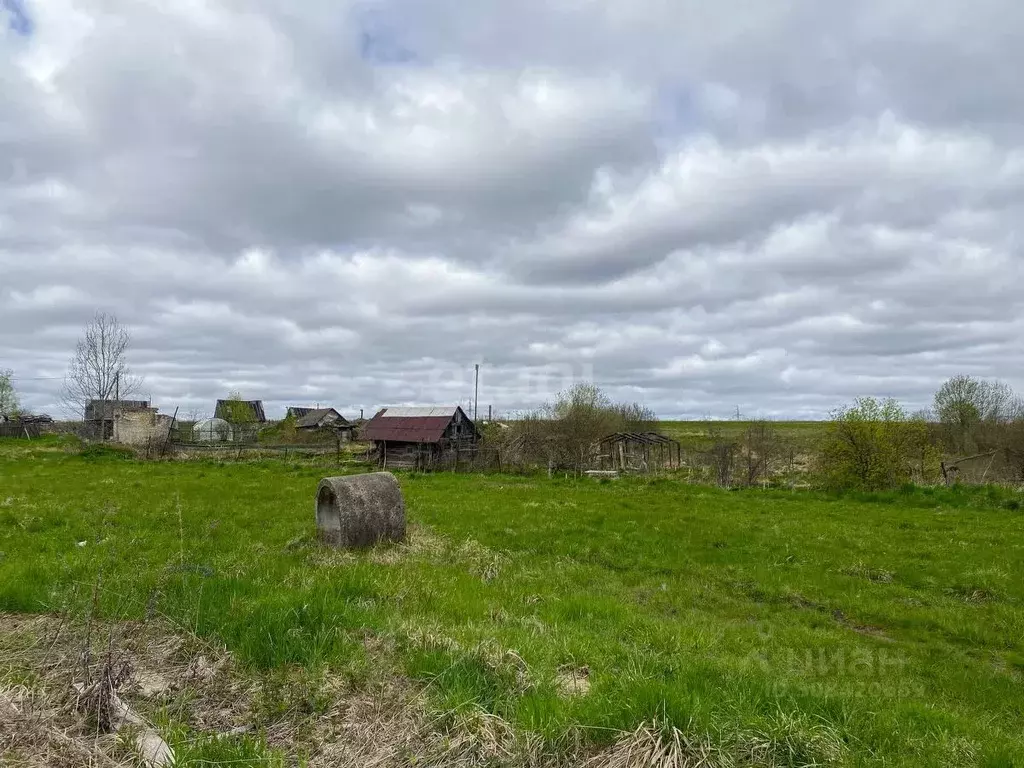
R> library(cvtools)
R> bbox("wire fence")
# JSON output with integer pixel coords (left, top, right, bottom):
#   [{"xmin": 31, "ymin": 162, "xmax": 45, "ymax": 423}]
[{"xmin": 169, "ymin": 441, "xmax": 348, "ymax": 460}]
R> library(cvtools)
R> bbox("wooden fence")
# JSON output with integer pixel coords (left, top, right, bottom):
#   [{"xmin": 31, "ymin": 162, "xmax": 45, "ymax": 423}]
[
  {"xmin": 0, "ymin": 423, "xmax": 42, "ymax": 439},
  {"xmin": 372, "ymin": 443, "xmax": 504, "ymax": 472}
]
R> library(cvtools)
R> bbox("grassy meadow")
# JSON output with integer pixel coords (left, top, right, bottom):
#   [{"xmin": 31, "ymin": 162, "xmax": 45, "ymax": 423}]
[
  {"xmin": 1, "ymin": 436, "xmax": 1023, "ymax": 766},
  {"xmin": 659, "ymin": 420, "xmax": 826, "ymax": 453}
]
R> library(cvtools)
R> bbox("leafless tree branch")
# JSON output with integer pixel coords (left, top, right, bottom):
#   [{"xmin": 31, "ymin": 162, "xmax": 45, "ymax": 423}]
[{"xmin": 59, "ymin": 312, "xmax": 143, "ymax": 418}]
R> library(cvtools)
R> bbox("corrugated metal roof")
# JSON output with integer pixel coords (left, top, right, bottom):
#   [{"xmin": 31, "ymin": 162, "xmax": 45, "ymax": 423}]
[
  {"xmin": 361, "ymin": 415, "xmax": 453, "ymax": 444},
  {"xmin": 379, "ymin": 406, "xmax": 458, "ymax": 418}
]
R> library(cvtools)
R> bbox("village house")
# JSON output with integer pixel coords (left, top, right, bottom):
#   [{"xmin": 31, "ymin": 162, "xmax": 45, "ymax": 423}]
[
  {"xmin": 293, "ymin": 407, "xmax": 358, "ymax": 441},
  {"xmin": 360, "ymin": 406, "xmax": 480, "ymax": 469},
  {"xmin": 288, "ymin": 407, "xmax": 342, "ymax": 429},
  {"xmin": 213, "ymin": 399, "xmax": 267, "ymax": 443}
]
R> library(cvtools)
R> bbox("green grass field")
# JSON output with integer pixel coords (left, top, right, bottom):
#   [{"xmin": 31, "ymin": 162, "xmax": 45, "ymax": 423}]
[
  {"xmin": 658, "ymin": 420, "xmax": 827, "ymax": 452},
  {"xmin": 2, "ymin": 437, "xmax": 1023, "ymax": 766}
]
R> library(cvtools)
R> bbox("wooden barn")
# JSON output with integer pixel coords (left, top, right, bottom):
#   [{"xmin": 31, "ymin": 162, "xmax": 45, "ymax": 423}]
[
  {"xmin": 293, "ymin": 407, "xmax": 359, "ymax": 441},
  {"xmin": 293, "ymin": 407, "xmax": 344, "ymax": 430},
  {"xmin": 360, "ymin": 406, "xmax": 480, "ymax": 469}
]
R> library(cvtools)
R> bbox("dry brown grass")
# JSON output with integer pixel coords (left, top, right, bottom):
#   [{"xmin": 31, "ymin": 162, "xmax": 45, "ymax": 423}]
[
  {"xmin": 583, "ymin": 722, "xmax": 720, "ymax": 768},
  {"xmin": 1, "ymin": 614, "xmax": 128, "ymax": 767},
  {"xmin": 1, "ymin": 613, "xmax": 846, "ymax": 768},
  {"xmin": 0, "ymin": 613, "xmax": 561, "ymax": 767},
  {"xmin": 0, "ymin": 613, "xmax": 254, "ymax": 766}
]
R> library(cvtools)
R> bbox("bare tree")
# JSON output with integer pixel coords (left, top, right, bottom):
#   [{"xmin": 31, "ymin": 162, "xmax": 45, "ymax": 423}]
[
  {"xmin": 738, "ymin": 420, "xmax": 786, "ymax": 486},
  {"xmin": 705, "ymin": 427, "xmax": 737, "ymax": 487},
  {"xmin": 60, "ymin": 312, "xmax": 143, "ymax": 418},
  {"xmin": 615, "ymin": 401, "xmax": 658, "ymax": 433}
]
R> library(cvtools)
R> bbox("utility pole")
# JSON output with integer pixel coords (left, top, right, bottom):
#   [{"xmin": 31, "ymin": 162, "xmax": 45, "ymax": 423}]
[
  {"xmin": 474, "ymin": 364, "xmax": 479, "ymax": 421},
  {"xmin": 115, "ymin": 371, "xmax": 120, "ymax": 402}
]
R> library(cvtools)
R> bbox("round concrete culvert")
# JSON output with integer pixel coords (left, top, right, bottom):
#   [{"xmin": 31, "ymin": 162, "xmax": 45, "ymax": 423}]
[{"xmin": 315, "ymin": 472, "xmax": 406, "ymax": 549}]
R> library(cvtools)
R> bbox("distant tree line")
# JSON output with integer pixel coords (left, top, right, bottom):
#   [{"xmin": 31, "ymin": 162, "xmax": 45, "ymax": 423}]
[{"xmin": 489, "ymin": 375, "xmax": 1024, "ymax": 490}]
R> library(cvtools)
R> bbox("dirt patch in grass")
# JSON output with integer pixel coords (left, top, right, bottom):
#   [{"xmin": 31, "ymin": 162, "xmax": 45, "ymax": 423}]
[
  {"xmin": 830, "ymin": 609, "xmax": 892, "ymax": 641},
  {"xmin": 556, "ymin": 665, "xmax": 591, "ymax": 697},
  {"xmin": 783, "ymin": 593, "xmax": 892, "ymax": 640}
]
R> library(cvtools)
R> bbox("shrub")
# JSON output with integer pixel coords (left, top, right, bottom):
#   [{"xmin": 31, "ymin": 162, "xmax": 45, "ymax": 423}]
[
  {"xmin": 819, "ymin": 397, "xmax": 939, "ymax": 491},
  {"xmin": 494, "ymin": 383, "xmax": 658, "ymax": 472}
]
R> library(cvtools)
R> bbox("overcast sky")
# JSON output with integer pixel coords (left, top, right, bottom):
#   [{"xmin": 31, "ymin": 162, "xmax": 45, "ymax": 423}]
[{"xmin": 2, "ymin": 0, "xmax": 1023, "ymax": 420}]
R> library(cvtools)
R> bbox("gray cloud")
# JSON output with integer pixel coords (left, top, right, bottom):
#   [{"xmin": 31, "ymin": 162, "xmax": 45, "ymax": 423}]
[{"xmin": 2, "ymin": 0, "xmax": 1023, "ymax": 420}]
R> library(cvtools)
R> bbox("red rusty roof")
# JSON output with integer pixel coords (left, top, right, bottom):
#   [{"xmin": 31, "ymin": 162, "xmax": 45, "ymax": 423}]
[{"xmin": 360, "ymin": 414, "xmax": 454, "ymax": 444}]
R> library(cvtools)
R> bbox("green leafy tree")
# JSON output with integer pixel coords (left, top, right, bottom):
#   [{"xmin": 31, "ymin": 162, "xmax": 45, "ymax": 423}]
[
  {"xmin": 0, "ymin": 369, "xmax": 20, "ymax": 419},
  {"xmin": 820, "ymin": 397, "xmax": 938, "ymax": 490},
  {"xmin": 934, "ymin": 375, "xmax": 982, "ymax": 453},
  {"xmin": 222, "ymin": 390, "xmax": 256, "ymax": 424}
]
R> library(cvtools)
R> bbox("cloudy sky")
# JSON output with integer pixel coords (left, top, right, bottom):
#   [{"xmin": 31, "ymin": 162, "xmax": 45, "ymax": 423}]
[{"xmin": 2, "ymin": 0, "xmax": 1023, "ymax": 420}]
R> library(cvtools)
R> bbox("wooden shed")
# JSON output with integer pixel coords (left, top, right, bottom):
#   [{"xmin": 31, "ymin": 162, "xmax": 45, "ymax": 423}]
[
  {"xmin": 360, "ymin": 406, "xmax": 480, "ymax": 469},
  {"xmin": 294, "ymin": 407, "xmax": 358, "ymax": 441},
  {"xmin": 294, "ymin": 407, "xmax": 345, "ymax": 430}
]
